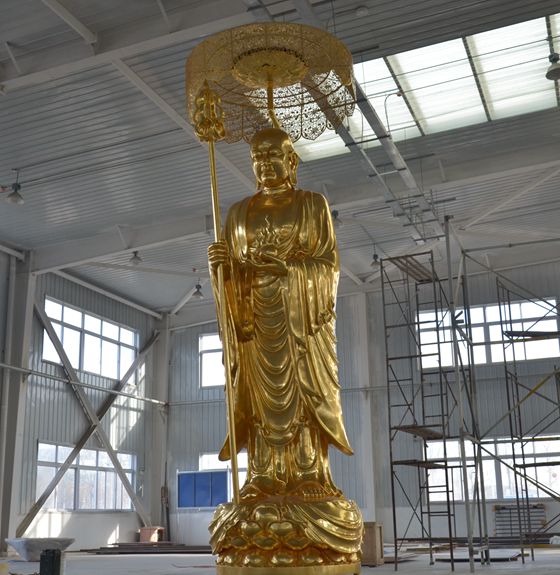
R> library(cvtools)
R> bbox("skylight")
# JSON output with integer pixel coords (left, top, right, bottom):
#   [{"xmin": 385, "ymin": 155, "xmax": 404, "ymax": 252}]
[
  {"xmin": 388, "ymin": 39, "xmax": 487, "ymax": 133},
  {"xmin": 297, "ymin": 14, "xmax": 559, "ymax": 161},
  {"xmin": 468, "ymin": 18, "xmax": 556, "ymax": 119}
]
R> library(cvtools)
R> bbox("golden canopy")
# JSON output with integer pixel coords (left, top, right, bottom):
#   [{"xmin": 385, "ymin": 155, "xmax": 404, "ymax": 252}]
[{"xmin": 185, "ymin": 22, "xmax": 356, "ymax": 143}]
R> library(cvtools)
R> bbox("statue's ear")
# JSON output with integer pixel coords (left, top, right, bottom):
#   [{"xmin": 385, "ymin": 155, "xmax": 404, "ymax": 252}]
[{"xmin": 289, "ymin": 150, "xmax": 299, "ymax": 185}]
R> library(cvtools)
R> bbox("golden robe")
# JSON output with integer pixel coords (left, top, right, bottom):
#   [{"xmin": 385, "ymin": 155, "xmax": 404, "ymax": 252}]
[{"xmin": 209, "ymin": 188, "xmax": 363, "ymax": 569}]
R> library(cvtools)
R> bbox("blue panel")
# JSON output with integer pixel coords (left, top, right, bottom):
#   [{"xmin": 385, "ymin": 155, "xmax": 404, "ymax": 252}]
[
  {"xmin": 177, "ymin": 473, "xmax": 195, "ymax": 508},
  {"xmin": 211, "ymin": 470, "xmax": 228, "ymax": 506},
  {"xmin": 194, "ymin": 472, "xmax": 212, "ymax": 507}
]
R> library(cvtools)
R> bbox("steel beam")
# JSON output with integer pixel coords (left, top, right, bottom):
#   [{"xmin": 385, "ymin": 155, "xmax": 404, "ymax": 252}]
[
  {"xmin": 462, "ymin": 164, "xmax": 560, "ymax": 230},
  {"xmin": 0, "ymin": 5, "xmax": 253, "ymax": 91},
  {"xmin": 41, "ymin": 0, "xmax": 97, "ymax": 45},
  {"xmin": 32, "ymin": 214, "xmax": 208, "ymax": 273}
]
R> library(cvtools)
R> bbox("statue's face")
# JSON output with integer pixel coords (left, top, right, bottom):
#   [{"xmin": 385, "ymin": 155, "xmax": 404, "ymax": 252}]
[{"xmin": 250, "ymin": 130, "xmax": 295, "ymax": 190}]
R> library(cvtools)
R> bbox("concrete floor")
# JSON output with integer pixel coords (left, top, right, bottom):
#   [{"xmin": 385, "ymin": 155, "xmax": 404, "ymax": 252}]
[{"xmin": 1, "ymin": 550, "xmax": 559, "ymax": 575}]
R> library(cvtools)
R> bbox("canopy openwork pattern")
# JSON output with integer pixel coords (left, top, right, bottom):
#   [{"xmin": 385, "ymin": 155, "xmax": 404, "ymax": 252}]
[{"xmin": 185, "ymin": 22, "xmax": 356, "ymax": 143}]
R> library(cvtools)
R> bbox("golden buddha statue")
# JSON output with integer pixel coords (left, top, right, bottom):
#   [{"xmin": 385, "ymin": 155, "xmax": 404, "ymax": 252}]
[{"xmin": 208, "ymin": 127, "xmax": 363, "ymax": 574}]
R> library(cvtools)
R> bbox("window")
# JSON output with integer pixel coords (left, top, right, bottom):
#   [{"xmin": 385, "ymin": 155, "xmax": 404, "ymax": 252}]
[
  {"xmin": 36, "ymin": 442, "xmax": 136, "ymax": 511},
  {"xmin": 426, "ymin": 437, "xmax": 560, "ymax": 502},
  {"xmin": 199, "ymin": 333, "xmax": 225, "ymax": 388},
  {"xmin": 42, "ymin": 297, "xmax": 139, "ymax": 381},
  {"xmin": 199, "ymin": 451, "xmax": 248, "ymax": 497},
  {"xmin": 418, "ymin": 299, "xmax": 559, "ymax": 369}
]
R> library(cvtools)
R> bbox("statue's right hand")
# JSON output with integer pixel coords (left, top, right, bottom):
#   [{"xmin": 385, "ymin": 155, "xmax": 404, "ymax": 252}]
[{"xmin": 208, "ymin": 240, "xmax": 230, "ymax": 271}]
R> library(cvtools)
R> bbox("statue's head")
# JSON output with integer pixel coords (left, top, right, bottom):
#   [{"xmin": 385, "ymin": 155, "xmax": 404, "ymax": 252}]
[{"xmin": 250, "ymin": 128, "xmax": 299, "ymax": 191}]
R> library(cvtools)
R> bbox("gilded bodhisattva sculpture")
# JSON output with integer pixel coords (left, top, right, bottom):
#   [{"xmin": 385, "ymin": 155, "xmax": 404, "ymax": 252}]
[{"xmin": 207, "ymin": 128, "xmax": 363, "ymax": 574}]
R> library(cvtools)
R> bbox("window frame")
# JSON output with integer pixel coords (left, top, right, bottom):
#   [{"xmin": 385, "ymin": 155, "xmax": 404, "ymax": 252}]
[
  {"xmin": 418, "ymin": 298, "xmax": 559, "ymax": 370},
  {"xmin": 36, "ymin": 441, "xmax": 136, "ymax": 512},
  {"xmin": 41, "ymin": 296, "xmax": 139, "ymax": 382},
  {"xmin": 426, "ymin": 436, "xmax": 560, "ymax": 503}
]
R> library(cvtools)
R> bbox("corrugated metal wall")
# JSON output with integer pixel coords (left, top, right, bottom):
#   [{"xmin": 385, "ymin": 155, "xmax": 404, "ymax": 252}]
[{"xmin": 19, "ymin": 273, "xmax": 154, "ymax": 512}]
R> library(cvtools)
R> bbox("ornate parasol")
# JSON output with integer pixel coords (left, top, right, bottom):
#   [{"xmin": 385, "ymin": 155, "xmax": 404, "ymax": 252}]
[
  {"xmin": 185, "ymin": 21, "xmax": 356, "ymax": 505},
  {"xmin": 186, "ymin": 21, "xmax": 356, "ymax": 143}
]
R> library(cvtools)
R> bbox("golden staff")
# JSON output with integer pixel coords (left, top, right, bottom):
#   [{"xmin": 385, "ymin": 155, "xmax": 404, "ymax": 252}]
[{"xmin": 193, "ymin": 82, "xmax": 240, "ymax": 504}]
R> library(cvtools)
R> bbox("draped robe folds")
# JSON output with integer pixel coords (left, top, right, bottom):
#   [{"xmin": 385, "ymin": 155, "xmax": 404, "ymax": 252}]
[{"xmin": 212, "ymin": 188, "xmax": 352, "ymax": 493}]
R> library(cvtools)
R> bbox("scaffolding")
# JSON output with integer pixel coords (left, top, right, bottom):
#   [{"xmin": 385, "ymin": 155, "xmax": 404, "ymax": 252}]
[
  {"xmin": 382, "ymin": 222, "xmax": 560, "ymax": 571},
  {"xmin": 381, "ymin": 237, "xmax": 489, "ymax": 572}
]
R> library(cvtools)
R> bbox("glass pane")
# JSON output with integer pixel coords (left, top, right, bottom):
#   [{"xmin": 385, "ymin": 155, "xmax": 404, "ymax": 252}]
[
  {"xmin": 117, "ymin": 473, "xmax": 132, "ymax": 509},
  {"xmin": 102, "ymin": 321, "xmax": 119, "ymax": 341},
  {"xmin": 468, "ymin": 307, "xmax": 484, "ymax": 324},
  {"xmin": 201, "ymin": 351, "xmax": 225, "ymax": 387},
  {"xmin": 389, "ymin": 39, "xmax": 486, "ymax": 133},
  {"xmin": 80, "ymin": 449, "xmax": 97, "ymax": 466},
  {"xmin": 418, "ymin": 311, "xmax": 436, "ymax": 329},
  {"xmin": 293, "ymin": 128, "xmax": 349, "ymax": 161},
  {"xmin": 419, "ymin": 330, "xmax": 437, "ymax": 344},
  {"xmin": 481, "ymin": 460, "xmax": 497, "ymax": 499},
  {"xmin": 44, "ymin": 299, "xmax": 62, "ymax": 321},
  {"xmin": 119, "ymin": 346, "xmax": 135, "ymax": 380},
  {"xmin": 84, "ymin": 314, "xmax": 101, "ymax": 334},
  {"xmin": 98, "ymin": 451, "xmax": 113, "ymax": 468},
  {"xmin": 38, "ymin": 443, "xmax": 56, "ymax": 462},
  {"xmin": 500, "ymin": 459, "xmax": 517, "ymax": 498},
  {"xmin": 469, "ymin": 18, "xmax": 554, "ymax": 120},
  {"xmin": 83, "ymin": 334, "xmax": 101, "ymax": 374},
  {"xmin": 524, "ymin": 335, "xmax": 560, "ymax": 360},
  {"xmin": 101, "ymin": 340, "xmax": 119, "ymax": 379},
  {"xmin": 56, "ymin": 468, "xmax": 75, "ymax": 510},
  {"xmin": 63, "ymin": 306, "xmax": 82, "ymax": 328},
  {"xmin": 521, "ymin": 300, "xmax": 549, "ymax": 319},
  {"xmin": 199, "ymin": 333, "xmax": 222, "ymax": 352},
  {"xmin": 117, "ymin": 452, "xmax": 132, "ymax": 469},
  {"xmin": 36, "ymin": 465, "xmax": 56, "ymax": 508},
  {"xmin": 485, "ymin": 305, "xmax": 504, "ymax": 323},
  {"xmin": 62, "ymin": 326, "xmax": 81, "ymax": 368},
  {"xmin": 120, "ymin": 328, "xmax": 136, "ymax": 346},
  {"xmin": 538, "ymin": 439, "xmax": 560, "ymax": 454},
  {"xmin": 97, "ymin": 470, "xmax": 116, "ymax": 509},
  {"xmin": 57, "ymin": 445, "xmax": 74, "ymax": 464},
  {"xmin": 200, "ymin": 452, "xmax": 228, "ymax": 470},
  {"xmin": 42, "ymin": 324, "xmax": 62, "ymax": 363},
  {"xmin": 78, "ymin": 469, "xmax": 97, "ymax": 509}
]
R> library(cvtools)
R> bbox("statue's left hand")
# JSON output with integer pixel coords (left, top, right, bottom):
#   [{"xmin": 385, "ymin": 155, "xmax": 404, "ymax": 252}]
[{"xmin": 249, "ymin": 253, "xmax": 288, "ymax": 276}]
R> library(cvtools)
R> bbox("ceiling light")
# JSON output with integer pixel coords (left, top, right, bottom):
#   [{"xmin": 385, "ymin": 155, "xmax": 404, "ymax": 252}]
[
  {"xmin": 129, "ymin": 251, "xmax": 142, "ymax": 265},
  {"xmin": 546, "ymin": 53, "xmax": 560, "ymax": 81},
  {"xmin": 193, "ymin": 283, "xmax": 204, "ymax": 299},
  {"xmin": 4, "ymin": 168, "xmax": 24, "ymax": 205},
  {"xmin": 331, "ymin": 210, "xmax": 343, "ymax": 229},
  {"xmin": 6, "ymin": 182, "xmax": 24, "ymax": 205},
  {"xmin": 370, "ymin": 252, "xmax": 381, "ymax": 268}
]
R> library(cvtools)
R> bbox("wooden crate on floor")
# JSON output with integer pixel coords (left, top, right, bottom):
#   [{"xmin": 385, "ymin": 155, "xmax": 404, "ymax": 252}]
[{"xmin": 362, "ymin": 522, "xmax": 384, "ymax": 566}]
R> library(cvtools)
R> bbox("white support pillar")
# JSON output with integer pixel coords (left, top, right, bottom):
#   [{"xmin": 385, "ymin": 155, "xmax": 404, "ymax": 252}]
[
  {"xmin": 148, "ymin": 314, "xmax": 171, "ymax": 530},
  {"xmin": 0, "ymin": 255, "xmax": 36, "ymax": 552},
  {"xmin": 354, "ymin": 292, "xmax": 376, "ymax": 522}
]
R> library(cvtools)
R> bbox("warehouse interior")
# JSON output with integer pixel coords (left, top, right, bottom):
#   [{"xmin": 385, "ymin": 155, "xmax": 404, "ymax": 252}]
[{"xmin": 1, "ymin": 0, "xmax": 560, "ymax": 573}]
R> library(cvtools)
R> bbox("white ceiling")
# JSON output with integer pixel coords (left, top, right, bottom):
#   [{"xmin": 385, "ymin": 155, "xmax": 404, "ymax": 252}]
[{"xmin": 0, "ymin": 0, "xmax": 559, "ymax": 318}]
